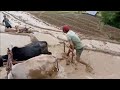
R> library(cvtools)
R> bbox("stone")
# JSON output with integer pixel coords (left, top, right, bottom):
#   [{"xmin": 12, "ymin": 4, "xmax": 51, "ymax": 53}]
[{"xmin": 8, "ymin": 55, "xmax": 64, "ymax": 79}]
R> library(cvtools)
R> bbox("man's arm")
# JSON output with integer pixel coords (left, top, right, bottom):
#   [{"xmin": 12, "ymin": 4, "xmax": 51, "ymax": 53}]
[
  {"xmin": 66, "ymin": 40, "xmax": 74, "ymax": 56},
  {"xmin": 69, "ymin": 40, "xmax": 74, "ymax": 51}
]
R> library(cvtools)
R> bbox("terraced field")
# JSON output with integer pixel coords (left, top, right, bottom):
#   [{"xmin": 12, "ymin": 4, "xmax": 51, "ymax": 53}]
[{"xmin": 29, "ymin": 11, "xmax": 120, "ymax": 42}]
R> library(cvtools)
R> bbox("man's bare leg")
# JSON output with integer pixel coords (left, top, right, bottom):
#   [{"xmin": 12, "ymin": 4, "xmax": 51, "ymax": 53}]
[
  {"xmin": 66, "ymin": 49, "xmax": 71, "ymax": 56},
  {"xmin": 76, "ymin": 55, "xmax": 93, "ymax": 73},
  {"xmin": 66, "ymin": 58, "xmax": 70, "ymax": 65}
]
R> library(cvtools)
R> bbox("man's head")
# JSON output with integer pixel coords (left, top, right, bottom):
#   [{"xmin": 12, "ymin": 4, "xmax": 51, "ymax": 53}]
[{"xmin": 62, "ymin": 25, "xmax": 70, "ymax": 33}]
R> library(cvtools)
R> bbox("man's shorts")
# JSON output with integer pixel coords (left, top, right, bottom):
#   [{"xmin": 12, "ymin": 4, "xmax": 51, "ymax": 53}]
[
  {"xmin": 6, "ymin": 25, "xmax": 12, "ymax": 28},
  {"xmin": 76, "ymin": 47, "xmax": 84, "ymax": 57}
]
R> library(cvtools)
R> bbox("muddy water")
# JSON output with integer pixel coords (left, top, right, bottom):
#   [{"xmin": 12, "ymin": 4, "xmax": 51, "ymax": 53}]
[
  {"xmin": 1, "ymin": 33, "xmax": 120, "ymax": 79},
  {"xmin": 1, "ymin": 43, "xmax": 120, "ymax": 79},
  {"xmin": 0, "ymin": 33, "xmax": 31, "ymax": 55},
  {"xmin": 82, "ymin": 50, "xmax": 120, "ymax": 79},
  {"xmin": 49, "ymin": 44, "xmax": 120, "ymax": 79},
  {"xmin": 0, "ymin": 25, "xmax": 5, "ymax": 32},
  {"xmin": 49, "ymin": 44, "xmax": 67, "ymax": 59},
  {"xmin": 33, "ymin": 32, "xmax": 60, "ymax": 46},
  {"xmin": 0, "ymin": 66, "xmax": 7, "ymax": 79},
  {"xmin": 82, "ymin": 39, "xmax": 120, "ymax": 53},
  {"xmin": 63, "ymin": 50, "xmax": 120, "ymax": 79}
]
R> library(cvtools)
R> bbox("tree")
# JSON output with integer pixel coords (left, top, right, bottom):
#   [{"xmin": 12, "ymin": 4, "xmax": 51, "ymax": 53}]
[{"xmin": 101, "ymin": 11, "xmax": 120, "ymax": 29}]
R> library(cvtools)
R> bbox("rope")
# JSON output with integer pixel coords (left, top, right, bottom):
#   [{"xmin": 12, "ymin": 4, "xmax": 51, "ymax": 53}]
[
  {"xmin": 56, "ymin": 59, "xmax": 59, "ymax": 72},
  {"xmin": 52, "ymin": 56, "xmax": 59, "ymax": 72}
]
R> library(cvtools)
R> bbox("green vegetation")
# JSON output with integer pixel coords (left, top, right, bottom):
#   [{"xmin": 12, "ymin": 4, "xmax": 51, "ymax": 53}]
[{"xmin": 101, "ymin": 11, "xmax": 120, "ymax": 29}]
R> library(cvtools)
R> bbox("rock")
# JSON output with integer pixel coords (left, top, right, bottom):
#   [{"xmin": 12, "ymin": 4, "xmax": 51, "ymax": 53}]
[{"xmin": 8, "ymin": 55, "xmax": 66, "ymax": 79}]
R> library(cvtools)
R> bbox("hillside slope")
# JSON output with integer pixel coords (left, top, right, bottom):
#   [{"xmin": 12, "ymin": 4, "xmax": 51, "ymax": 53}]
[{"xmin": 29, "ymin": 11, "xmax": 120, "ymax": 42}]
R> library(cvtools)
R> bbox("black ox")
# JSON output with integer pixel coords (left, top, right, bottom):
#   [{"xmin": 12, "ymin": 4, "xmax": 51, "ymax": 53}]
[{"xmin": 0, "ymin": 41, "xmax": 52, "ymax": 67}]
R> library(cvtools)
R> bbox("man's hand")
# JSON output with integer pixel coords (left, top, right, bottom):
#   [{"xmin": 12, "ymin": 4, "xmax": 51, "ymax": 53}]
[
  {"xmin": 66, "ymin": 47, "xmax": 75, "ymax": 56},
  {"xmin": 69, "ymin": 48, "xmax": 74, "ymax": 52}
]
